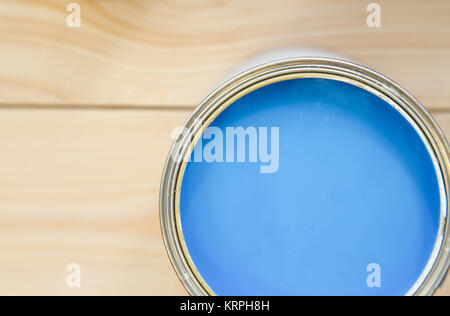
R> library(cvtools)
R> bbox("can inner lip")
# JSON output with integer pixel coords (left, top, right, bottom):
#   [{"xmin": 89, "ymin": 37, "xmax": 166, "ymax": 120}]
[{"xmin": 160, "ymin": 58, "xmax": 450, "ymax": 296}]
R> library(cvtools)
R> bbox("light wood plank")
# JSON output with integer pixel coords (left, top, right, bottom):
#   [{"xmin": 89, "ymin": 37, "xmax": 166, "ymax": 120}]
[
  {"xmin": 0, "ymin": 0, "xmax": 449, "ymax": 109},
  {"xmin": 0, "ymin": 108, "xmax": 448, "ymax": 295},
  {"xmin": 0, "ymin": 108, "xmax": 190, "ymax": 295}
]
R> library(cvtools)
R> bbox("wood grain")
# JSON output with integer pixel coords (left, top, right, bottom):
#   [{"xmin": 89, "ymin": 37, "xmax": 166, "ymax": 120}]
[
  {"xmin": 0, "ymin": 0, "xmax": 449, "ymax": 297},
  {"xmin": 0, "ymin": 108, "xmax": 190, "ymax": 295},
  {"xmin": 0, "ymin": 107, "xmax": 448, "ymax": 296},
  {"xmin": 0, "ymin": 0, "xmax": 449, "ymax": 109}
]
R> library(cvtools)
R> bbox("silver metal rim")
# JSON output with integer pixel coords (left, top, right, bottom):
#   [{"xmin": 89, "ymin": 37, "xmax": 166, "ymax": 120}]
[{"xmin": 160, "ymin": 58, "xmax": 450, "ymax": 296}]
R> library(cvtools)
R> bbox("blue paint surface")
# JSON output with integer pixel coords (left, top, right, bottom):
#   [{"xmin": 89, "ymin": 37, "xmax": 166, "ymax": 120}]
[{"xmin": 179, "ymin": 78, "xmax": 441, "ymax": 296}]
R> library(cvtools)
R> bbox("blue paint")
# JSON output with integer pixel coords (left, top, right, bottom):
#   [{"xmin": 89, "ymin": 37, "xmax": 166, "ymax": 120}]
[{"xmin": 179, "ymin": 78, "xmax": 441, "ymax": 296}]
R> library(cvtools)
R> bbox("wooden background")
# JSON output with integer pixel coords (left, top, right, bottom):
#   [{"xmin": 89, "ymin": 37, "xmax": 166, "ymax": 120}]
[{"xmin": 0, "ymin": 0, "xmax": 449, "ymax": 295}]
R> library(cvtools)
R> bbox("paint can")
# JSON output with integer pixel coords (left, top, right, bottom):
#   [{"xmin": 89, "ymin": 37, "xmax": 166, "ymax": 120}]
[{"xmin": 160, "ymin": 49, "xmax": 449, "ymax": 296}]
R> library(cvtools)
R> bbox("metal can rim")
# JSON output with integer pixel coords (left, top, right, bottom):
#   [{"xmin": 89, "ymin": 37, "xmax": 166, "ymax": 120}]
[{"xmin": 160, "ymin": 57, "xmax": 450, "ymax": 296}]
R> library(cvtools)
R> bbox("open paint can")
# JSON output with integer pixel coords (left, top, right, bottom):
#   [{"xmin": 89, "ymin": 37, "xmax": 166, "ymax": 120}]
[{"xmin": 160, "ymin": 55, "xmax": 450, "ymax": 296}]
